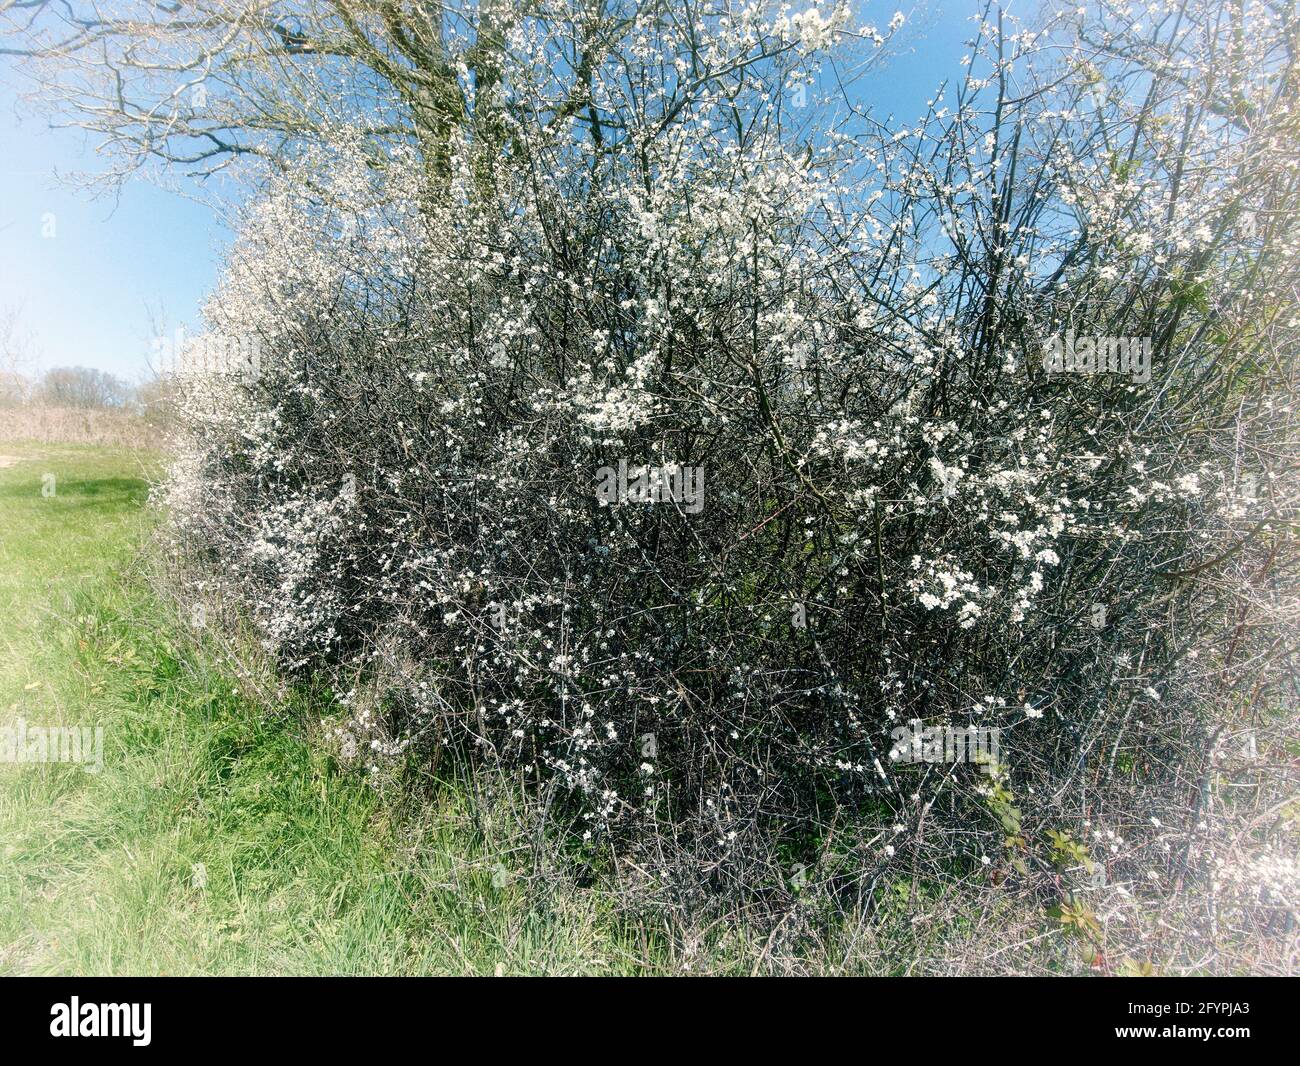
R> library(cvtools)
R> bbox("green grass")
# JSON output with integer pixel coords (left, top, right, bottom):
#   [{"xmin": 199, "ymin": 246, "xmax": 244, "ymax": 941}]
[{"xmin": 0, "ymin": 441, "xmax": 679, "ymax": 975}]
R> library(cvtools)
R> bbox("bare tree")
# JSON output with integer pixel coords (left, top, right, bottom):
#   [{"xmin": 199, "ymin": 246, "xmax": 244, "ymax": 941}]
[
  {"xmin": 36, "ymin": 365, "xmax": 134, "ymax": 408},
  {"xmin": 0, "ymin": 1, "xmax": 899, "ymax": 200},
  {"xmin": 0, "ymin": 304, "xmax": 36, "ymax": 406}
]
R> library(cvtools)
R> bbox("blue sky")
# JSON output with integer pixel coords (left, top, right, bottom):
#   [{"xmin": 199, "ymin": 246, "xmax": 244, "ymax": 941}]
[
  {"xmin": 0, "ymin": 79, "xmax": 227, "ymax": 382},
  {"xmin": 0, "ymin": 3, "xmax": 974, "ymax": 382}
]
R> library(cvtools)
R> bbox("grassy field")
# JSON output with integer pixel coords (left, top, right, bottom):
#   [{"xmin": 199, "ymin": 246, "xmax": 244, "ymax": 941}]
[{"xmin": 0, "ymin": 442, "xmax": 672, "ymax": 975}]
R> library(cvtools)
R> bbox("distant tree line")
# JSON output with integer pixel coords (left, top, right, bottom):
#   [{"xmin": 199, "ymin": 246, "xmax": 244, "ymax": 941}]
[
  {"xmin": 0, "ymin": 366, "xmax": 136, "ymax": 410},
  {"xmin": 33, "ymin": 366, "xmax": 135, "ymax": 409}
]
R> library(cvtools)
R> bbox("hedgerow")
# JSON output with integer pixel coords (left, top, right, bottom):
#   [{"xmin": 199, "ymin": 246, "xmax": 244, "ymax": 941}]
[{"xmin": 159, "ymin": 1, "xmax": 1298, "ymax": 968}]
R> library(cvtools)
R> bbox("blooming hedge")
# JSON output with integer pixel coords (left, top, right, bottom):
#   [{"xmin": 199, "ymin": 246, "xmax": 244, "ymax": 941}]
[{"xmin": 161, "ymin": 1, "xmax": 1298, "ymax": 944}]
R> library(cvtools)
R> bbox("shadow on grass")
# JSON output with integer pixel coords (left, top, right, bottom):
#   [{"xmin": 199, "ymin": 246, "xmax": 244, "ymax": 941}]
[{"xmin": 0, "ymin": 477, "xmax": 150, "ymax": 510}]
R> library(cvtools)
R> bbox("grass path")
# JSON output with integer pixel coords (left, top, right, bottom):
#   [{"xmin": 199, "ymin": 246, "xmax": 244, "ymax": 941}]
[{"xmin": 0, "ymin": 442, "xmax": 666, "ymax": 975}]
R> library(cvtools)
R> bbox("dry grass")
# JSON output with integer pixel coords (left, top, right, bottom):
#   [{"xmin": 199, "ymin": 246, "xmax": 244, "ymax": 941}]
[{"xmin": 0, "ymin": 405, "xmax": 169, "ymax": 450}]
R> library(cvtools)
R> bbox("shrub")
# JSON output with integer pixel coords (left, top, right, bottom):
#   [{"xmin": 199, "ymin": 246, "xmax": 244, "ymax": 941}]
[{"xmin": 161, "ymin": 1, "xmax": 1298, "ymax": 958}]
